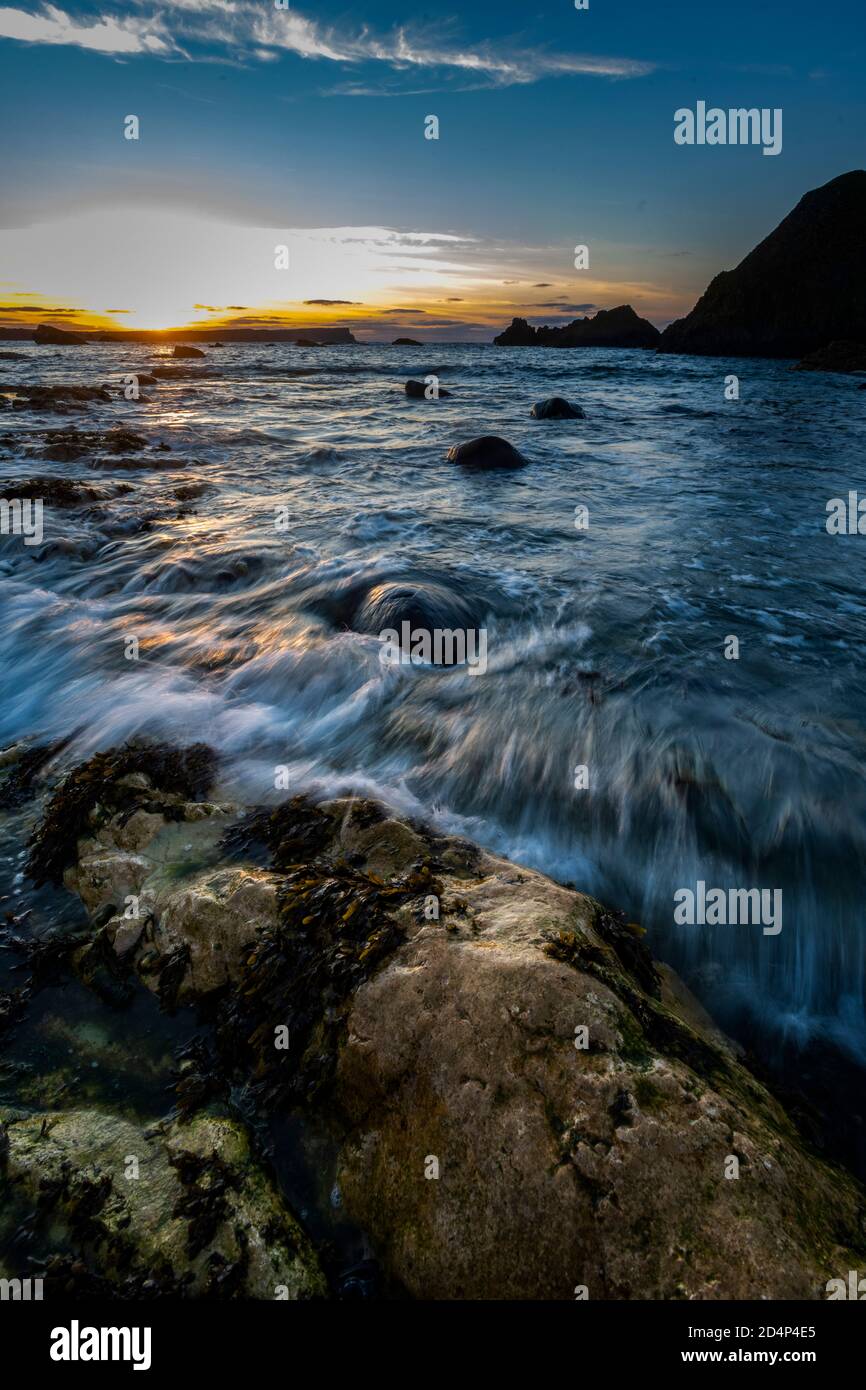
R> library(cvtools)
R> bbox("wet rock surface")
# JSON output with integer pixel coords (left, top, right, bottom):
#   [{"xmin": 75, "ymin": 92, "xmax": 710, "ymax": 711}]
[
  {"xmin": 531, "ymin": 396, "xmax": 586, "ymax": 419},
  {"xmin": 792, "ymin": 340, "xmax": 866, "ymax": 374},
  {"xmin": 21, "ymin": 742, "xmax": 866, "ymax": 1301},
  {"xmin": 0, "ymin": 1105, "xmax": 326, "ymax": 1299},
  {"xmin": 405, "ymin": 378, "xmax": 451, "ymax": 398},
  {"xmin": 350, "ymin": 577, "xmax": 478, "ymax": 641},
  {"xmin": 0, "ymin": 384, "xmax": 111, "ymax": 412},
  {"xmin": 447, "ymin": 435, "xmax": 528, "ymax": 470}
]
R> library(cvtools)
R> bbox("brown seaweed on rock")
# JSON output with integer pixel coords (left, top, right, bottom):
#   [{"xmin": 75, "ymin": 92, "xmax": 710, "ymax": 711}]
[
  {"xmin": 212, "ymin": 799, "xmax": 441, "ymax": 1106},
  {"xmin": 26, "ymin": 741, "xmax": 217, "ymax": 887}
]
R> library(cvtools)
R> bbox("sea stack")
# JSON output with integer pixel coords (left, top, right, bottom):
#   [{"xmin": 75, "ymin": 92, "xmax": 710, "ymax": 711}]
[
  {"xmin": 659, "ymin": 170, "xmax": 866, "ymax": 358},
  {"xmin": 494, "ymin": 305, "xmax": 659, "ymax": 349}
]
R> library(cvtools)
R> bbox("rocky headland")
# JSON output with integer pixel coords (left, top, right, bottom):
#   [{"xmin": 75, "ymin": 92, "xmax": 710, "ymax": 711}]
[{"xmin": 659, "ymin": 170, "xmax": 866, "ymax": 359}]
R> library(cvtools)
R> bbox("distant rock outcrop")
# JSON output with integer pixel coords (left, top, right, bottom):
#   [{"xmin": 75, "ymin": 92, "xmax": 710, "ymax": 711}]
[
  {"xmin": 495, "ymin": 305, "xmax": 659, "ymax": 349},
  {"xmin": 33, "ymin": 324, "xmax": 90, "ymax": 345},
  {"xmin": 659, "ymin": 171, "xmax": 866, "ymax": 359},
  {"xmin": 792, "ymin": 340, "xmax": 866, "ymax": 374},
  {"xmin": 172, "ymin": 345, "xmax": 205, "ymax": 359},
  {"xmin": 393, "ymin": 337, "xmax": 421, "ymax": 346}
]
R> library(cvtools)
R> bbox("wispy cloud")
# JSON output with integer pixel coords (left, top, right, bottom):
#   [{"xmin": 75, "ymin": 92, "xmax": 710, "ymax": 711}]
[
  {"xmin": 0, "ymin": 3, "xmax": 655, "ymax": 89},
  {"xmin": 0, "ymin": 3, "xmax": 169, "ymax": 53}
]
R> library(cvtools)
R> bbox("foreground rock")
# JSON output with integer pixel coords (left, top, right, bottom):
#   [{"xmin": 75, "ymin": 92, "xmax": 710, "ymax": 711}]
[
  {"xmin": 447, "ymin": 435, "xmax": 527, "ymax": 470},
  {"xmin": 405, "ymin": 378, "xmax": 451, "ymax": 399},
  {"xmin": 792, "ymin": 340, "xmax": 866, "ymax": 374},
  {"xmin": 36, "ymin": 426, "xmax": 151, "ymax": 460},
  {"xmin": 0, "ymin": 1105, "xmax": 326, "ymax": 1299},
  {"xmin": 531, "ymin": 396, "xmax": 586, "ymax": 419},
  {"xmin": 495, "ymin": 305, "xmax": 660, "ymax": 349},
  {"xmin": 36, "ymin": 744, "xmax": 866, "ymax": 1300},
  {"xmin": 0, "ymin": 475, "xmax": 106, "ymax": 507},
  {"xmin": 659, "ymin": 170, "xmax": 866, "ymax": 358},
  {"xmin": 350, "ymin": 577, "xmax": 478, "ymax": 652}
]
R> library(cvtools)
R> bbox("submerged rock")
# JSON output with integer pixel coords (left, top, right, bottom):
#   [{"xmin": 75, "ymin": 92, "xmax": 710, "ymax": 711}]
[
  {"xmin": 405, "ymin": 379, "xmax": 451, "ymax": 398},
  {"xmin": 37, "ymin": 426, "xmax": 150, "ymax": 461},
  {"xmin": 351, "ymin": 577, "xmax": 478, "ymax": 641},
  {"xmin": 530, "ymin": 396, "xmax": 586, "ymax": 419},
  {"xmin": 447, "ymin": 435, "xmax": 528, "ymax": 470},
  {"xmin": 792, "ymin": 340, "xmax": 866, "ymax": 374},
  {"xmin": 0, "ymin": 383, "xmax": 110, "ymax": 412},
  {"xmin": 0, "ymin": 1106, "xmax": 326, "ymax": 1299},
  {"xmin": 0, "ymin": 474, "xmax": 103, "ymax": 507},
  {"xmin": 47, "ymin": 749, "xmax": 866, "ymax": 1301}
]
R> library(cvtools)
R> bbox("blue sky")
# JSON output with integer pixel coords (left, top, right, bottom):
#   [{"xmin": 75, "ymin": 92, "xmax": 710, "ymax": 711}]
[{"xmin": 0, "ymin": 0, "xmax": 863, "ymax": 338}]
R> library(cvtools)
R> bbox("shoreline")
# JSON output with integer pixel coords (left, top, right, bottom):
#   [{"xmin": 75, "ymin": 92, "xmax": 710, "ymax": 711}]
[{"xmin": 2, "ymin": 737, "xmax": 865, "ymax": 1299}]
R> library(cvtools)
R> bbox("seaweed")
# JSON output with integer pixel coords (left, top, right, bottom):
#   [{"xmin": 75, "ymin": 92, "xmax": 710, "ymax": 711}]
[
  {"xmin": 171, "ymin": 1036, "xmax": 229, "ymax": 1119},
  {"xmin": 205, "ymin": 1232, "xmax": 249, "ymax": 1299},
  {"xmin": 169, "ymin": 1148, "xmax": 241, "ymax": 1259},
  {"xmin": 35, "ymin": 1252, "xmax": 195, "ymax": 1300},
  {"xmin": 26, "ymin": 740, "xmax": 217, "ymax": 886},
  {"xmin": 154, "ymin": 943, "xmax": 192, "ymax": 1013},
  {"xmin": 591, "ymin": 904, "xmax": 662, "ymax": 1000},
  {"xmin": 71, "ymin": 927, "xmax": 137, "ymax": 1009},
  {"xmin": 212, "ymin": 806, "xmax": 439, "ymax": 1106},
  {"xmin": 37, "ymin": 1160, "xmax": 114, "ymax": 1245},
  {"xmin": 218, "ymin": 796, "xmax": 336, "ymax": 871}
]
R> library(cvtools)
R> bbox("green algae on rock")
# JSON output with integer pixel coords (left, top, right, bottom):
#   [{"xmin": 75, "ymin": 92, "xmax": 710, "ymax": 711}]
[{"xmin": 0, "ymin": 1106, "xmax": 327, "ymax": 1300}]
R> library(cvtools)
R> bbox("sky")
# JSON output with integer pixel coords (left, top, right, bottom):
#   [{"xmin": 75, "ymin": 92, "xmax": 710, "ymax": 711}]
[{"xmin": 0, "ymin": 0, "xmax": 863, "ymax": 340}]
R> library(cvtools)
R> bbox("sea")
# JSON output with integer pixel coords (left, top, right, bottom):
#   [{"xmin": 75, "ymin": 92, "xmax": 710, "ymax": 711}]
[{"xmin": 1, "ymin": 340, "xmax": 865, "ymax": 1110}]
